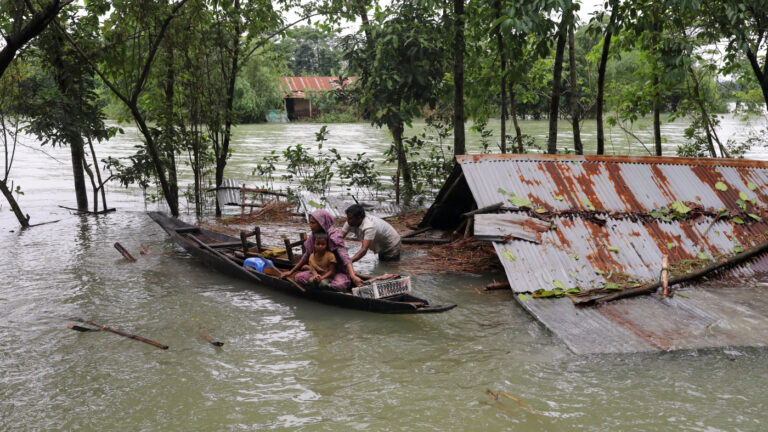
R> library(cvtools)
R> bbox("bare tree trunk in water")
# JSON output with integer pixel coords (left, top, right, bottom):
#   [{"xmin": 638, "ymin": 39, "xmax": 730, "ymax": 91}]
[
  {"xmin": 495, "ymin": 0, "xmax": 506, "ymax": 153},
  {"xmin": 453, "ymin": 0, "xmax": 466, "ymax": 156},
  {"xmin": 547, "ymin": 15, "xmax": 568, "ymax": 154},
  {"xmin": 86, "ymin": 136, "xmax": 108, "ymax": 211},
  {"xmin": 652, "ymin": 6, "xmax": 662, "ymax": 156},
  {"xmin": 392, "ymin": 121, "xmax": 412, "ymax": 204},
  {"xmin": 568, "ymin": 17, "xmax": 582, "ymax": 155},
  {"xmin": 596, "ymin": 0, "xmax": 617, "ymax": 155},
  {"xmin": 69, "ymin": 137, "xmax": 89, "ymax": 211},
  {"xmin": 508, "ymin": 75, "xmax": 523, "ymax": 153},
  {"xmin": 0, "ymin": 180, "xmax": 29, "ymax": 228}
]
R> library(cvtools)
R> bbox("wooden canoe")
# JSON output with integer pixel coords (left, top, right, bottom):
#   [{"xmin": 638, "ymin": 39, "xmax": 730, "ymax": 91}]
[{"xmin": 149, "ymin": 212, "xmax": 457, "ymax": 314}]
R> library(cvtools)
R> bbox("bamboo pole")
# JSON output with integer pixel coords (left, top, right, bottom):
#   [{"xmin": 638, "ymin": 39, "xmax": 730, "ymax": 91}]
[{"xmin": 661, "ymin": 255, "xmax": 669, "ymax": 297}]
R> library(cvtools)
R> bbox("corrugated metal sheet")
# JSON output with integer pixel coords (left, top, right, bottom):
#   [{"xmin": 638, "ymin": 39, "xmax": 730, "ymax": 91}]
[
  {"xmin": 280, "ymin": 77, "xmax": 355, "ymax": 99},
  {"xmin": 456, "ymin": 154, "xmax": 768, "ymax": 293},
  {"xmin": 522, "ymin": 283, "xmax": 768, "ymax": 354},
  {"xmin": 430, "ymin": 154, "xmax": 768, "ymax": 353},
  {"xmin": 299, "ymin": 191, "xmax": 402, "ymax": 221}
]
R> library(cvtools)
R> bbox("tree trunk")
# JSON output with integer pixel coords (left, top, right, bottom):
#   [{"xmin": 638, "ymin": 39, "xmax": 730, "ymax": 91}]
[
  {"xmin": 508, "ymin": 75, "xmax": 523, "ymax": 153},
  {"xmin": 0, "ymin": 1, "xmax": 61, "ymax": 78},
  {"xmin": 596, "ymin": 1, "xmax": 617, "ymax": 155},
  {"xmin": 0, "ymin": 179, "xmax": 29, "ymax": 228},
  {"xmin": 744, "ymin": 47, "xmax": 768, "ymax": 119},
  {"xmin": 453, "ymin": 0, "xmax": 466, "ymax": 157},
  {"xmin": 652, "ymin": 7, "xmax": 662, "ymax": 156},
  {"xmin": 130, "ymin": 105, "xmax": 179, "ymax": 216},
  {"xmin": 81, "ymin": 152, "xmax": 99, "ymax": 213},
  {"xmin": 68, "ymin": 137, "xmax": 89, "ymax": 211},
  {"xmin": 687, "ymin": 67, "xmax": 718, "ymax": 157},
  {"xmin": 495, "ymin": 0, "xmax": 506, "ymax": 154},
  {"xmin": 568, "ymin": 18, "xmax": 583, "ymax": 155},
  {"xmin": 215, "ymin": 0, "xmax": 241, "ymax": 217},
  {"xmin": 547, "ymin": 15, "xmax": 568, "ymax": 155},
  {"xmin": 392, "ymin": 121, "xmax": 412, "ymax": 204},
  {"xmin": 86, "ymin": 136, "xmax": 108, "ymax": 211}
]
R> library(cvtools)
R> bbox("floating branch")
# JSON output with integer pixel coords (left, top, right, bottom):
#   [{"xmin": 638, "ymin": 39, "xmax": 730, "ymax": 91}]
[
  {"xmin": 114, "ymin": 242, "xmax": 137, "ymax": 262},
  {"xmin": 62, "ymin": 315, "xmax": 168, "ymax": 349}
]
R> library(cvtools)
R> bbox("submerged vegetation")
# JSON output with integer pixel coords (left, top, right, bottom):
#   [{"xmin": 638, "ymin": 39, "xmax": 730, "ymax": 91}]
[{"xmin": 3, "ymin": 0, "xmax": 768, "ymax": 226}]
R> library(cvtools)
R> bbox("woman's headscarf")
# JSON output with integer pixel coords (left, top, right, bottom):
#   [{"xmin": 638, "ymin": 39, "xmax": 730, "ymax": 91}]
[{"xmin": 304, "ymin": 209, "xmax": 351, "ymax": 266}]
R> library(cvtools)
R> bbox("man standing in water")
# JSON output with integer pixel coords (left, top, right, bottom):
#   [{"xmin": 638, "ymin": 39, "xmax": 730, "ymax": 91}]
[{"xmin": 342, "ymin": 204, "xmax": 402, "ymax": 262}]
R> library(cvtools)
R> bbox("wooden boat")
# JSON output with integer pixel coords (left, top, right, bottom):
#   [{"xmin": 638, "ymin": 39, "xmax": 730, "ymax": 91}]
[{"xmin": 149, "ymin": 212, "xmax": 457, "ymax": 314}]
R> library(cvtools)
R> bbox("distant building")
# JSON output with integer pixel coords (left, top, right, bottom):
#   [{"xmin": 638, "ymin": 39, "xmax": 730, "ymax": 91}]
[{"xmin": 280, "ymin": 76, "xmax": 355, "ymax": 120}]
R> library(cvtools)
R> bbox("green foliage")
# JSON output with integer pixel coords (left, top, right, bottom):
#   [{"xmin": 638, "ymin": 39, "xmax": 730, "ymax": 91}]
[
  {"xmin": 343, "ymin": 0, "xmax": 448, "ymax": 131},
  {"xmin": 337, "ymin": 152, "xmax": 382, "ymax": 199},
  {"xmin": 273, "ymin": 26, "xmax": 344, "ymax": 76},
  {"xmin": 281, "ymin": 126, "xmax": 341, "ymax": 196}
]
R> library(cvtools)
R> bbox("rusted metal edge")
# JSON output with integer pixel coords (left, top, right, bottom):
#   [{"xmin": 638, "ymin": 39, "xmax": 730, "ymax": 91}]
[{"xmin": 456, "ymin": 153, "xmax": 768, "ymax": 168}]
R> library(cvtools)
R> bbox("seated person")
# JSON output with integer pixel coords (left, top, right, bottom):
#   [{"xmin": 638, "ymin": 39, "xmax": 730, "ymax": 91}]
[
  {"xmin": 299, "ymin": 233, "xmax": 337, "ymax": 290},
  {"xmin": 283, "ymin": 209, "xmax": 361, "ymax": 290},
  {"xmin": 342, "ymin": 204, "xmax": 401, "ymax": 262}
]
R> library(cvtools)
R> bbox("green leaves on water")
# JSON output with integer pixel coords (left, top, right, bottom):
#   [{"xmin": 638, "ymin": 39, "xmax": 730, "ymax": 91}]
[
  {"xmin": 501, "ymin": 249, "xmax": 517, "ymax": 261},
  {"xmin": 517, "ymin": 294, "xmax": 531, "ymax": 302},
  {"xmin": 697, "ymin": 251, "xmax": 709, "ymax": 260},
  {"xmin": 715, "ymin": 182, "xmax": 728, "ymax": 191}
]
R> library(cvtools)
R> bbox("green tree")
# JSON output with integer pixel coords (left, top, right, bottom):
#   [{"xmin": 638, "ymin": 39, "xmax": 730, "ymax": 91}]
[
  {"xmin": 274, "ymin": 26, "xmax": 343, "ymax": 76},
  {"xmin": 344, "ymin": 0, "xmax": 448, "ymax": 204},
  {"xmin": 0, "ymin": 0, "xmax": 70, "ymax": 228},
  {"xmin": 58, "ymin": 0, "xmax": 191, "ymax": 216}
]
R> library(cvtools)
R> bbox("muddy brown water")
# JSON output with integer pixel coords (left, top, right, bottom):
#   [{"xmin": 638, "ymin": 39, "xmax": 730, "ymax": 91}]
[{"xmin": 2, "ymin": 119, "xmax": 767, "ymax": 430}]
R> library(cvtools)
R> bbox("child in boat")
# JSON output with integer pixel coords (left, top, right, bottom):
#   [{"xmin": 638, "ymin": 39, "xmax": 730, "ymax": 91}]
[{"xmin": 300, "ymin": 233, "xmax": 337, "ymax": 289}]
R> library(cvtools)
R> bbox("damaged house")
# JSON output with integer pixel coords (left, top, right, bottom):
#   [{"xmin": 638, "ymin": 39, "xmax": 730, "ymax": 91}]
[{"xmin": 422, "ymin": 153, "xmax": 768, "ymax": 354}]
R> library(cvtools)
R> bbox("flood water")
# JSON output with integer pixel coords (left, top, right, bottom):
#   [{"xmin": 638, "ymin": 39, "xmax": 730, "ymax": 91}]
[{"xmin": 2, "ymin": 117, "xmax": 768, "ymax": 431}]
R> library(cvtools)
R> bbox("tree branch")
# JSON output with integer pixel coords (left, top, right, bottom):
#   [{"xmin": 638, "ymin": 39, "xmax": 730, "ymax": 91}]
[
  {"xmin": 242, "ymin": 12, "xmax": 322, "ymax": 65},
  {"xmin": 131, "ymin": 0, "xmax": 191, "ymax": 104}
]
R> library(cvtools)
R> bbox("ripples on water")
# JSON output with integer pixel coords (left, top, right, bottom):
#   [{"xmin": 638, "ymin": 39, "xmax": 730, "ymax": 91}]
[{"xmin": 1, "ymin": 121, "xmax": 768, "ymax": 430}]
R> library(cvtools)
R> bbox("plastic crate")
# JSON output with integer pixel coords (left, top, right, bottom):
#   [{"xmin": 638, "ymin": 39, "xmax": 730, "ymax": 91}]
[{"xmin": 352, "ymin": 276, "xmax": 411, "ymax": 299}]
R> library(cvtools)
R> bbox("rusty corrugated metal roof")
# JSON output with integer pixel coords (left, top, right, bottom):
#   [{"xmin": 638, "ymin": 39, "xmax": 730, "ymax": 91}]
[
  {"xmin": 426, "ymin": 153, "xmax": 768, "ymax": 353},
  {"xmin": 455, "ymin": 154, "xmax": 768, "ymax": 293},
  {"xmin": 280, "ymin": 77, "xmax": 355, "ymax": 99}
]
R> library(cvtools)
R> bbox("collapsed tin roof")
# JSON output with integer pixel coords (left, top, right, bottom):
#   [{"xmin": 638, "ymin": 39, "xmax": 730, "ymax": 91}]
[{"xmin": 423, "ymin": 153, "xmax": 768, "ymax": 354}]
